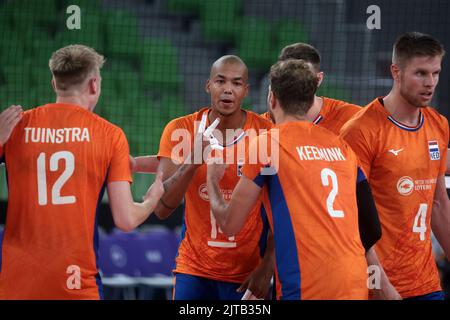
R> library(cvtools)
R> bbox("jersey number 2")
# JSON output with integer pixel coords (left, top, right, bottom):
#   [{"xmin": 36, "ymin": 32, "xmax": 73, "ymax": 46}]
[
  {"xmin": 321, "ymin": 168, "xmax": 344, "ymax": 218},
  {"xmin": 37, "ymin": 151, "xmax": 76, "ymax": 205}
]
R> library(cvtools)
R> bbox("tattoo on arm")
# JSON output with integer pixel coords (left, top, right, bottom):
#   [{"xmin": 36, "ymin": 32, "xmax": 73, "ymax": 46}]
[{"xmin": 158, "ymin": 164, "xmax": 194, "ymax": 210}]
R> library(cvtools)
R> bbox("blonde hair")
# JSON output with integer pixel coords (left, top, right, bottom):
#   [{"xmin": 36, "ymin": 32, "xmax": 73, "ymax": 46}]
[{"xmin": 49, "ymin": 44, "xmax": 105, "ymax": 91}]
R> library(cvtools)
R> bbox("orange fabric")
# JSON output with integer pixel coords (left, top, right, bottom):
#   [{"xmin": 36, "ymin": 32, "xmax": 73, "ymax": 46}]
[
  {"xmin": 314, "ymin": 97, "xmax": 361, "ymax": 135},
  {"xmin": 340, "ymin": 98, "xmax": 449, "ymax": 298},
  {"xmin": 158, "ymin": 107, "xmax": 273, "ymax": 283},
  {"xmin": 260, "ymin": 97, "xmax": 361, "ymax": 135},
  {"xmin": 242, "ymin": 122, "xmax": 368, "ymax": 299},
  {"xmin": 0, "ymin": 103, "xmax": 132, "ymax": 299}
]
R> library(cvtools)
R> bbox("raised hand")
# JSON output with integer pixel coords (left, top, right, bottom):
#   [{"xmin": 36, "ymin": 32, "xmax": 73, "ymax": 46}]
[{"xmin": 0, "ymin": 105, "xmax": 23, "ymax": 146}]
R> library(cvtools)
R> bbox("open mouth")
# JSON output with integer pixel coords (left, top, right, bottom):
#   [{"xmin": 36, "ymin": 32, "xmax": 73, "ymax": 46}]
[
  {"xmin": 220, "ymin": 99, "xmax": 234, "ymax": 104},
  {"xmin": 420, "ymin": 92, "xmax": 433, "ymax": 99}
]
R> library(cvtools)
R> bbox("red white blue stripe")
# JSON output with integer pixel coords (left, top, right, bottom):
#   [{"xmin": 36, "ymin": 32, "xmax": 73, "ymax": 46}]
[{"xmin": 388, "ymin": 112, "xmax": 424, "ymax": 132}]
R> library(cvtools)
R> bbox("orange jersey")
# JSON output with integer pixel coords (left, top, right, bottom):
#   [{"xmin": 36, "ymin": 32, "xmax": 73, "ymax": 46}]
[
  {"xmin": 340, "ymin": 98, "xmax": 449, "ymax": 298},
  {"xmin": 261, "ymin": 97, "xmax": 361, "ymax": 135},
  {"xmin": 158, "ymin": 108, "xmax": 273, "ymax": 283},
  {"xmin": 242, "ymin": 122, "xmax": 368, "ymax": 300},
  {"xmin": 0, "ymin": 103, "xmax": 132, "ymax": 299}
]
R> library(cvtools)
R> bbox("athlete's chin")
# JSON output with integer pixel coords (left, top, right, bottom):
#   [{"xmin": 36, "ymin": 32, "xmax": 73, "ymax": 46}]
[
  {"xmin": 214, "ymin": 105, "xmax": 239, "ymax": 116},
  {"xmin": 414, "ymin": 100, "xmax": 431, "ymax": 108},
  {"xmin": 408, "ymin": 97, "xmax": 431, "ymax": 109}
]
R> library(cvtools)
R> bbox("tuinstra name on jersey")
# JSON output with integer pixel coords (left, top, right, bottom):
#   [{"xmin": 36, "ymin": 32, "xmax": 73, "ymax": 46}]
[
  {"xmin": 296, "ymin": 146, "xmax": 346, "ymax": 162},
  {"xmin": 24, "ymin": 127, "xmax": 90, "ymax": 144}
]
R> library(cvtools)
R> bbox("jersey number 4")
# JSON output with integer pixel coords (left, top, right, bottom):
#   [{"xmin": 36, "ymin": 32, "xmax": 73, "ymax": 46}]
[
  {"xmin": 413, "ymin": 203, "xmax": 427, "ymax": 241},
  {"xmin": 37, "ymin": 151, "xmax": 76, "ymax": 205}
]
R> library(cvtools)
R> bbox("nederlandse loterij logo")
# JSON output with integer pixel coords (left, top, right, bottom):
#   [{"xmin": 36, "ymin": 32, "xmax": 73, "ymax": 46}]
[
  {"xmin": 198, "ymin": 183, "xmax": 209, "ymax": 201},
  {"xmin": 198, "ymin": 183, "xmax": 233, "ymax": 202},
  {"xmin": 397, "ymin": 176, "xmax": 414, "ymax": 196}
]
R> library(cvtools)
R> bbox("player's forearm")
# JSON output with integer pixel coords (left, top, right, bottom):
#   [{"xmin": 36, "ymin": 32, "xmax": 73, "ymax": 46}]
[
  {"xmin": 154, "ymin": 162, "xmax": 199, "ymax": 219},
  {"xmin": 207, "ymin": 177, "xmax": 235, "ymax": 236},
  {"xmin": 128, "ymin": 199, "xmax": 158, "ymax": 229},
  {"xmin": 134, "ymin": 156, "xmax": 159, "ymax": 174},
  {"xmin": 366, "ymin": 246, "xmax": 401, "ymax": 299},
  {"xmin": 261, "ymin": 230, "xmax": 275, "ymax": 271},
  {"xmin": 446, "ymin": 148, "xmax": 449, "ymax": 174}
]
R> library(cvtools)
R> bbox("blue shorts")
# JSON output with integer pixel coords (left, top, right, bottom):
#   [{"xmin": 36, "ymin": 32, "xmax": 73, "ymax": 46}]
[
  {"xmin": 404, "ymin": 291, "xmax": 445, "ymax": 300},
  {"xmin": 173, "ymin": 273, "xmax": 245, "ymax": 300}
]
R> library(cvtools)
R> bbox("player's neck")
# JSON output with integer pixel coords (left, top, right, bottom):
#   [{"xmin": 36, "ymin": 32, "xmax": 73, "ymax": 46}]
[
  {"xmin": 277, "ymin": 113, "xmax": 307, "ymax": 125},
  {"xmin": 56, "ymin": 95, "xmax": 91, "ymax": 111},
  {"xmin": 304, "ymin": 96, "xmax": 323, "ymax": 122},
  {"xmin": 209, "ymin": 108, "xmax": 246, "ymax": 132},
  {"xmin": 383, "ymin": 90, "xmax": 421, "ymax": 126}
]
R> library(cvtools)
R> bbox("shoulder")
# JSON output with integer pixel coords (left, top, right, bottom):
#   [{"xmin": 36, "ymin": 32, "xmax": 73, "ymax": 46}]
[
  {"xmin": 423, "ymin": 107, "xmax": 449, "ymax": 139},
  {"xmin": 323, "ymin": 97, "xmax": 361, "ymax": 110},
  {"xmin": 88, "ymin": 112, "xmax": 128, "ymax": 138},
  {"xmin": 164, "ymin": 108, "xmax": 208, "ymax": 133},
  {"xmin": 246, "ymin": 110, "xmax": 274, "ymax": 129},
  {"xmin": 341, "ymin": 99, "xmax": 382, "ymax": 132},
  {"xmin": 423, "ymin": 107, "xmax": 449, "ymax": 126}
]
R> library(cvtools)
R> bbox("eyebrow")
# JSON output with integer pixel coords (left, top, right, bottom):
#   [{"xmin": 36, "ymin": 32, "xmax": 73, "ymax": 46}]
[
  {"xmin": 415, "ymin": 68, "xmax": 441, "ymax": 73},
  {"xmin": 215, "ymin": 74, "xmax": 245, "ymax": 81}
]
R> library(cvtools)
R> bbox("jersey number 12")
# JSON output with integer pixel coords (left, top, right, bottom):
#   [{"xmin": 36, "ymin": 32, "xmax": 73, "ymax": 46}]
[{"xmin": 37, "ymin": 151, "xmax": 76, "ymax": 205}]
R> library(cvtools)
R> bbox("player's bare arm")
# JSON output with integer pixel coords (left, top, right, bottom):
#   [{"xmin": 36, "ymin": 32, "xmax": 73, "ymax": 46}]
[
  {"xmin": 107, "ymin": 171, "xmax": 164, "ymax": 231},
  {"xmin": 366, "ymin": 246, "xmax": 402, "ymax": 300},
  {"xmin": 446, "ymin": 148, "xmax": 449, "ymax": 174},
  {"xmin": 154, "ymin": 115, "xmax": 216, "ymax": 219},
  {"xmin": 154, "ymin": 156, "xmax": 199, "ymax": 219},
  {"xmin": 238, "ymin": 230, "xmax": 275, "ymax": 299},
  {"xmin": 130, "ymin": 155, "xmax": 159, "ymax": 174},
  {"xmin": 0, "ymin": 105, "xmax": 23, "ymax": 147},
  {"xmin": 207, "ymin": 161, "xmax": 262, "ymax": 236},
  {"xmin": 431, "ymin": 175, "xmax": 450, "ymax": 260}
]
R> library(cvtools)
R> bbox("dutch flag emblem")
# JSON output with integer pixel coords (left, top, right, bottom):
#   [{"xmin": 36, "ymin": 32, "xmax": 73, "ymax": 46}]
[{"xmin": 428, "ymin": 140, "xmax": 440, "ymax": 160}]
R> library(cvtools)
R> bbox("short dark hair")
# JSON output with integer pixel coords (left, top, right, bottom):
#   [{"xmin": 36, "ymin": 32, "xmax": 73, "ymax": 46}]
[
  {"xmin": 278, "ymin": 43, "xmax": 321, "ymax": 72},
  {"xmin": 393, "ymin": 32, "xmax": 445, "ymax": 68},
  {"xmin": 269, "ymin": 59, "xmax": 318, "ymax": 116}
]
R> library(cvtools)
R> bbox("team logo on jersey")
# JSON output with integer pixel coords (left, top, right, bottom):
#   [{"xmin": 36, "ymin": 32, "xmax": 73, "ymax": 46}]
[
  {"xmin": 198, "ymin": 183, "xmax": 233, "ymax": 201},
  {"xmin": 397, "ymin": 176, "xmax": 414, "ymax": 196},
  {"xmin": 198, "ymin": 183, "xmax": 209, "ymax": 201},
  {"xmin": 428, "ymin": 140, "xmax": 440, "ymax": 160},
  {"xmin": 388, "ymin": 148, "xmax": 403, "ymax": 156}
]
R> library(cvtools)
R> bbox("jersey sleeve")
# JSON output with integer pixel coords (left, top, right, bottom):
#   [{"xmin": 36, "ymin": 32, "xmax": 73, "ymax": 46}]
[
  {"xmin": 340, "ymin": 122, "xmax": 374, "ymax": 179},
  {"xmin": 0, "ymin": 144, "xmax": 3, "ymax": 162},
  {"xmin": 438, "ymin": 118, "xmax": 449, "ymax": 176},
  {"xmin": 157, "ymin": 118, "xmax": 190, "ymax": 164},
  {"xmin": 241, "ymin": 133, "xmax": 272, "ymax": 188},
  {"xmin": 107, "ymin": 127, "xmax": 132, "ymax": 183}
]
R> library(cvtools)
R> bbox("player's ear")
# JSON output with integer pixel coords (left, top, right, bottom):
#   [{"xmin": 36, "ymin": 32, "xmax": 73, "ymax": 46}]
[
  {"xmin": 317, "ymin": 72, "xmax": 324, "ymax": 87},
  {"xmin": 391, "ymin": 64, "xmax": 400, "ymax": 83},
  {"xmin": 89, "ymin": 76, "xmax": 99, "ymax": 95},
  {"xmin": 243, "ymin": 82, "xmax": 249, "ymax": 97},
  {"xmin": 205, "ymin": 79, "xmax": 211, "ymax": 94},
  {"xmin": 268, "ymin": 87, "xmax": 276, "ymax": 110},
  {"xmin": 51, "ymin": 78, "xmax": 57, "ymax": 92}
]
